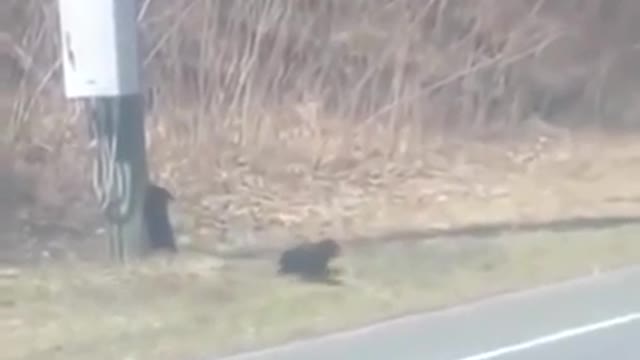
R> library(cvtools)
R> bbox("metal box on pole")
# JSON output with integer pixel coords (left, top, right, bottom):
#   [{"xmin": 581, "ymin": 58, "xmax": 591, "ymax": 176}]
[{"xmin": 58, "ymin": 0, "xmax": 142, "ymax": 98}]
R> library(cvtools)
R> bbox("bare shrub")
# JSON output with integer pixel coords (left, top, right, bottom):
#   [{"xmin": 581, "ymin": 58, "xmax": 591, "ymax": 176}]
[{"xmin": 3, "ymin": 0, "xmax": 640, "ymax": 254}]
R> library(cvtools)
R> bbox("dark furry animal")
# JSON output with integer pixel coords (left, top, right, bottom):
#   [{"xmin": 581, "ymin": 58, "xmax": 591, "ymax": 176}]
[
  {"xmin": 143, "ymin": 183, "xmax": 177, "ymax": 252},
  {"xmin": 278, "ymin": 238, "xmax": 341, "ymax": 281}
]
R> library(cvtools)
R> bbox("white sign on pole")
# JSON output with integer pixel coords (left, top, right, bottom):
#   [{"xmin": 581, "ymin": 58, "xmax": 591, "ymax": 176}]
[{"xmin": 57, "ymin": 0, "xmax": 142, "ymax": 98}]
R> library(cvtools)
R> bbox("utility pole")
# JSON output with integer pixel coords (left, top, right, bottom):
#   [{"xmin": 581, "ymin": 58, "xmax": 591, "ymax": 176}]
[{"xmin": 57, "ymin": 0, "xmax": 151, "ymax": 262}]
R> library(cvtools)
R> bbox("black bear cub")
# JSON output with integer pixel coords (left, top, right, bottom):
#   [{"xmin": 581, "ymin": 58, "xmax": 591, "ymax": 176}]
[
  {"xmin": 144, "ymin": 183, "xmax": 177, "ymax": 252},
  {"xmin": 278, "ymin": 238, "xmax": 341, "ymax": 281}
]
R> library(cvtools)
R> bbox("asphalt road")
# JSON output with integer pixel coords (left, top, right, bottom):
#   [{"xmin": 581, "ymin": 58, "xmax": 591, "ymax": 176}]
[{"xmin": 215, "ymin": 266, "xmax": 640, "ymax": 360}]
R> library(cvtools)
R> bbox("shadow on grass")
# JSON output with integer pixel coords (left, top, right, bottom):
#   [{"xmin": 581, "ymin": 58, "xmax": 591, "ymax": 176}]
[
  {"xmin": 217, "ymin": 215, "xmax": 640, "ymax": 260},
  {"xmin": 351, "ymin": 214, "xmax": 640, "ymax": 244},
  {"xmin": 280, "ymin": 269, "xmax": 344, "ymax": 286}
]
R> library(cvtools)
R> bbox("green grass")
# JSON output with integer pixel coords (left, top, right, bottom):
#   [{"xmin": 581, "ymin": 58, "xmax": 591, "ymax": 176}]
[{"xmin": 2, "ymin": 224, "xmax": 640, "ymax": 360}]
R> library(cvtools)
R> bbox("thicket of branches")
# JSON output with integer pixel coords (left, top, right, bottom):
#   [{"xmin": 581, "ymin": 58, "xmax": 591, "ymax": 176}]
[
  {"xmin": 2, "ymin": 0, "xmax": 640, "ymax": 250},
  {"xmin": 3, "ymin": 0, "xmax": 640, "ymax": 141}
]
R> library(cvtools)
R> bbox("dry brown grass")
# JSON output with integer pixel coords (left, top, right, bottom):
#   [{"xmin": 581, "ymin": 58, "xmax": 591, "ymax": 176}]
[
  {"xmin": 152, "ymin": 129, "xmax": 640, "ymax": 252},
  {"xmin": 1, "ymin": 0, "xmax": 640, "ymax": 260}
]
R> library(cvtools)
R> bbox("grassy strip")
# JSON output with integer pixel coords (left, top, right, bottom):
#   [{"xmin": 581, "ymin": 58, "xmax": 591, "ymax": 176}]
[{"xmin": 3, "ymin": 224, "xmax": 640, "ymax": 360}]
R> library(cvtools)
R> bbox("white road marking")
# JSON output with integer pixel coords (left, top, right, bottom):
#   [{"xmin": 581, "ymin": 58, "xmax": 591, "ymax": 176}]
[{"xmin": 456, "ymin": 312, "xmax": 640, "ymax": 360}]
